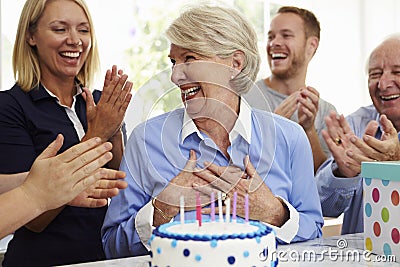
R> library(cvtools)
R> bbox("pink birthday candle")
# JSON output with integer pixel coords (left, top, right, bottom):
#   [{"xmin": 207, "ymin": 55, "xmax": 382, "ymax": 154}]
[
  {"xmin": 232, "ymin": 191, "xmax": 237, "ymax": 222},
  {"xmin": 245, "ymin": 193, "xmax": 249, "ymax": 223},
  {"xmin": 196, "ymin": 192, "xmax": 202, "ymax": 226},
  {"xmin": 211, "ymin": 192, "xmax": 215, "ymax": 222}
]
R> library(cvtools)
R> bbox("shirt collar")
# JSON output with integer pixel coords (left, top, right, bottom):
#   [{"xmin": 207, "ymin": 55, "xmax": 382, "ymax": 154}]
[
  {"xmin": 44, "ymin": 83, "xmax": 82, "ymax": 99},
  {"xmin": 181, "ymin": 111, "xmax": 204, "ymax": 143},
  {"xmin": 180, "ymin": 97, "xmax": 252, "ymax": 144},
  {"xmin": 29, "ymin": 82, "xmax": 82, "ymax": 102},
  {"xmin": 28, "ymin": 84, "xmax": 52, "ymax": 102},
  {"xmin": 230, "ymin": 98, "xmax": 252, "ymax": 144}
]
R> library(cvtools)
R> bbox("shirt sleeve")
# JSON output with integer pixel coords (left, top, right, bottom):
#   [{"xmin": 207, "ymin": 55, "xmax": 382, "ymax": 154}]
[
  {"xmin": 285, "ymin": 125, "xmax": 324, "ymax": 243},
  {"xmin": 315, "ymin": 158, "xmax": 362, "ymax": 217},
  {"xmin": 265, "ymin": 197, "xmax": 299, "ymax": 243},
  {"xmin": 135, "ymin": 201, "xmax": 155, "ymax": 251},
  {"xmin": 0, "ymin": 92, "xmax": 36, "ymax": 173},
  {"xmin": 101, "ymin": 136, "xmax": 151, "ymax": 258}
]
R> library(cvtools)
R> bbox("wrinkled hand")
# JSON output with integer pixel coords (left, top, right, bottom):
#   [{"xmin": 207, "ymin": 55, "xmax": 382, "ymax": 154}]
[
  {"xmin": 20, "ymin": 135, "xmax": 125, "ymax": 211},
  {"xmin": 242, "ymin": 156, "xmax": 287, "ymax": 226},
  {"xmin": 274, "ymin": 91, "xmax": 299, "ymax": 119},
  {"xmin": 297, "ymin": 86, "xmax": 319, "ymax": 132},
  {"xmin": 198, "ymin": 156, "xmax": 288, "ymax": 226},
  {"xmin": 322, "ymin": 111, "xmax": 365, "ymax": 177},
  {"xmin": 348, "ymin": 114, "xmax": 400, "ymax": 163},
  {"xmin": 192, "ymin": 161, "xmax": 246, "ymax": 197},
  {"xmin": 83, "ymin": 65, "xmax": 133, "ymax": 142},
  {"xmin": 155, "ymin": 150, "xmax": 206, "ymax": 209}
]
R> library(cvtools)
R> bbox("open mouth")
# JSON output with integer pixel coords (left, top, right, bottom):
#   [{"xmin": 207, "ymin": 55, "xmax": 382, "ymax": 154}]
[
  {"xmin": 60, "ymin": 51, "xmax": 81, "ymax": 59},
  {"xmin": 380, "ymin": 94, "xmax": 400, "ymax": 101},
  {"xmin": 181, "ymin": 86, "xmax": 201, "ymax": 98},
  {"xmin": 271, "ymin": 52, "xmax": 288, "ymax": 60}
]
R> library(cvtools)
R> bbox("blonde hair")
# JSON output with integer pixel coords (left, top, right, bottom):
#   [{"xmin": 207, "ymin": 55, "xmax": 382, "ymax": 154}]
[
  {"xmin": 166, "ymin": 4, "xmax": 260, "ymax": 95},
  {"xmin": 13, "ymin": 0, "xmax": 100, "ymax": 92}
]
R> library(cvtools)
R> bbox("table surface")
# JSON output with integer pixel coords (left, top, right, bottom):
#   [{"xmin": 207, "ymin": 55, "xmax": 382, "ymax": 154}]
[{"xmin": 59, "ymin": 233, "xmax": 399, "ymax": 267}]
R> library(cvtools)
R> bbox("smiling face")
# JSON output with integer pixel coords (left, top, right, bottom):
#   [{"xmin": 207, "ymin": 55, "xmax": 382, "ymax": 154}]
[
  {"xmin": 27, "ymin": 0, "xmax": 91, "ymax": 86},
  {"xmin": 267, "ymin": 12, "xmax": 309, "ymax": 79},
  {"xmin": 169, "ymin": 44, "xmax": 237, "ymax": 118},
  {"xmin": 368, "ymin": 38, "xmax": 400, "ymax": 130}
]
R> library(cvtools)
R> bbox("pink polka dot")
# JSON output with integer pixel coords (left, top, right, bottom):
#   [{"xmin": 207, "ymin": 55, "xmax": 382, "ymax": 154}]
[
  {"xmin": 392, "ymin": 228, "xmax": 399, "ymax": 244},
  {"xmin": 372, "ymin": 188, "xmax": 380, "ymax": 203},
  {"xmin": 373, "ymin": 222, "xmax": 381, "ymax": 237},
  {"xmin": 391, "ymin": 190, "xmax": 399, "ymax": 206}
]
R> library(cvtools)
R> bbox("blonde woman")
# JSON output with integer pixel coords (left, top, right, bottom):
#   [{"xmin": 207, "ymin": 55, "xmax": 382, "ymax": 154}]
[{"xmin": 0, "ymin": 0, "xmax": 132, "ymax": 265}]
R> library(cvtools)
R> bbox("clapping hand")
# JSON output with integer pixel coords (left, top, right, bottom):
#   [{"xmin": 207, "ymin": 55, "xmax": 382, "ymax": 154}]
[
  {"xmin": 322, "ymin": 111, "xmax": 366, "ymax": 177},
  {"xmin": 21, "ymin": 135, "xmax": 126, "ymax": 211},
  {"xmin": 297, "ymin": 86, "xmax": 319, "ymax": 132},
  {"xmin": 346, "ymin": 114, "xmax": 400, "ymax": 163},
  {"xmin": 82, "ymin": 65, "xmax": 133, "ymax": 142},
  {"xmin": 323, "ymin": 112, "xmax": 400, "ymax": 177},
  {"xmin": 274, "ymin": 91, "xmax": 299, "ymax": 119},
  {"xmin": 68, "ymin": 169, "xmax": 127, "ymax": 208}
]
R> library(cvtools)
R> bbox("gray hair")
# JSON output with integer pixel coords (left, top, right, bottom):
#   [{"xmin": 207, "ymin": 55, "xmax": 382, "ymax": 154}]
[{"xmin": 166, "ymin": 4, "xmax": 260, "ymax": 95}]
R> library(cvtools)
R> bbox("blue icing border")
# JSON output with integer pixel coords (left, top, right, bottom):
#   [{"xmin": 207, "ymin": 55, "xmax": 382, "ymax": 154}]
[{"xmin": 153, "ymin": 219, "xmax": 272, "ymax": 242}]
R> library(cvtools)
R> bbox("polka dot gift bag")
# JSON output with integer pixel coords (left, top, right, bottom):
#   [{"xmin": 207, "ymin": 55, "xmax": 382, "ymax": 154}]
[{"xmin": 361, "ymin": 161, "xmax": 399, "ymax": 262}]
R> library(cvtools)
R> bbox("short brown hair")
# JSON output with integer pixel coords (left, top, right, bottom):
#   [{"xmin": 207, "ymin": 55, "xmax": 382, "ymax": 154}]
[{"xmin": 277, "ymin": 6, "xmax": 320, "ymax": 40}]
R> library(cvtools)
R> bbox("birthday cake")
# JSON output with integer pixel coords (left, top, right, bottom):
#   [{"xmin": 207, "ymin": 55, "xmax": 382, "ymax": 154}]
[{"xmin": 149, "ymin": 219, "xmax": 277, "ymax": 267}]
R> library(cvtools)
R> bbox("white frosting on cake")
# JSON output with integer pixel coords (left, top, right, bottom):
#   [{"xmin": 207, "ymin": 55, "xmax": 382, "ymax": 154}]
[{"xmin": 149, "ymin": 219, "xmax": 277, "ymax": 267}]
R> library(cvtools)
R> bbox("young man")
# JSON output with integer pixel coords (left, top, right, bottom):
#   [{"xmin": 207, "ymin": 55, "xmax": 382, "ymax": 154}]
[{"xmin": 244, "ymin": 6, "xmax": 336, "ymax": 172}]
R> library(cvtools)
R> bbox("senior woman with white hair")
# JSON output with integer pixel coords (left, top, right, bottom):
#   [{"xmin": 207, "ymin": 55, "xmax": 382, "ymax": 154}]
[{"xmin": 102, "ymin": 4, "xmax": 323, "ymax": 258}]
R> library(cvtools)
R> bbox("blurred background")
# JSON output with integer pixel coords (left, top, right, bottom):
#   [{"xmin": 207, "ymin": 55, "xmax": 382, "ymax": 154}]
[{"xmin": 2, "ymin": 0, "xmax": 400, "ymax": 134}]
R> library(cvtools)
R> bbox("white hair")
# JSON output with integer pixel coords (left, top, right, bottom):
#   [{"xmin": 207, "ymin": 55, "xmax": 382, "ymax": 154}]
[{"xmin": 166, "ymin": 4, "xmax": 260, "ymax": 95}]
